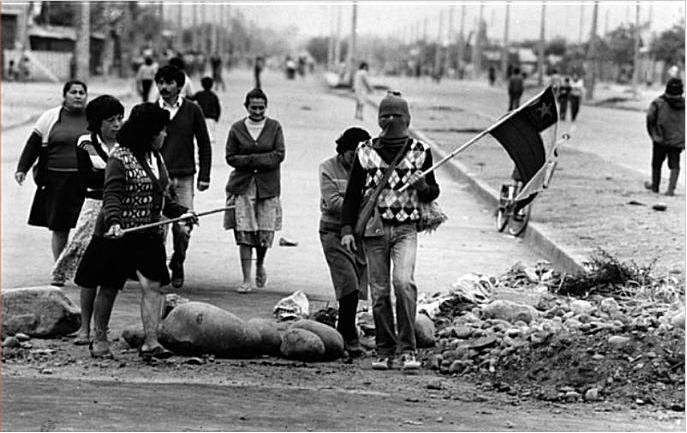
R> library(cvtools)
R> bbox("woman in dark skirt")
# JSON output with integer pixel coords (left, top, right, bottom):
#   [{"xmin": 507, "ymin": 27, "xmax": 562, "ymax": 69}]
[
  {"xmin": 14, "ymin": 80, "xmax": 89, "ymax": 267},
  {"xmin": 74, "ymin": 103, "xmax": 197, "ymax": 360}
]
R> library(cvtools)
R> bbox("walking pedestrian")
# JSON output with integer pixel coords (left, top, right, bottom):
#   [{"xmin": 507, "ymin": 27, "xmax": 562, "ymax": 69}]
[
  {"xmin": 191, "ymin": 76, "xmax": 221, "ymax": 145},
  {"xmin": 558, "ymin": 77, "xmax": 572, "ymax": 121},
  {"xmin": 254, "ymin": 56, "xmax": 265, "ymax": 89},
  {"xmin": 569, "ymin": 73, "xmax": 584, "ymax": 122},
  {"xmin": 136, "ymin": 56, "xmax": 158, "ymax": 102},
  {"xmin": 319, "ymin": 127, "xmax": 371, "ymax": 358},
  {"xmin": 210, "ymin": 53, "xmax": 226, "ymax": 91},
  {"xmin": 488, "ymin": 66, "xmax": 496, "ymax": 86},
  {"xmin": 15, "ymin": 80, "xmax": 89, "ymax": 273},
  {"xmin": 51, "ymin": 95, "xmax": 124, "ymax": 312},
  {"xmin": 507, "ymin": 67, "xmax": 524, "ymax": 110},
  {"xmin": 644, "ymin": 78, "xmax": 685, "ymax": 196},
  {"xmin": 353, "ymin": 62, "xmax": 373, "ymax": 120},
  {"xmin": 74, "ymin": 103, "xmax": 197, "ymax": 360},
  {"xmin": 154, "ymin": 65, "xmax": 212, "ymax": 288},
  {"xmin": 340, "ymin": 92, "xmax": 441, "ymax": 371},
  {"xmin": 224, "ymin": 88, "xmax": 285, "ymax": 293}
]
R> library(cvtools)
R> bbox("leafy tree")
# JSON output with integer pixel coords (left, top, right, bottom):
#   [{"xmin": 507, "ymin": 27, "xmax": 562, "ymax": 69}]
[
  {"xmin": 601, "ymin": 24, "xmax": 638, "ymax": 68},
  {"xmin": 650, "ymin": 23, "xmax": 685, "ymax": 67},
  {"xmin": 306, "ymin": 37, "xmax": 330, "ymax": 64},
  {"xmin": 545, "ymin": 37, "xmax": 567, "ymax": 56}
]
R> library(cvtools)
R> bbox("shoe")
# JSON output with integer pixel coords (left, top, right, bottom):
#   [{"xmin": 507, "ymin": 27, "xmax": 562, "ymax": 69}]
[
  {"xmin": 371, "ymin": 357, "xmax": 392, "ymax": 370},
  {"xmin": 171, "ymin": 265, "xmax": 184, "ymax": 289},
  {"xmin": 255, "ymin": 267, "xmax": 267, "ymax": 288},
  {"xmin": 344, "ymin": 341, "xmax": 366, "ymax": 358},
  {"xmin": 89, "ymin": 340, "xmax": 114, "ymax": 359},
  {"xmin": 237, "ymin": 282, "xmax": 254, "ymax": 294},
  {"xmin": 139, "ymin": 345, "xmax": 173, "ymax": 362},
  {"xmin": 400, "ymin": 353, "xmax": 421, "ymax": 371},
  {"xmin": 644, "ymin": 181, "xmax": 658, "ymax": 193},
  {"xmin": 73, "ymin": 330, "xmax": 90, "ymax": 346},
  {"xmin": 50, "ymin": 277, "xmax": 65, "ymax": 287}
]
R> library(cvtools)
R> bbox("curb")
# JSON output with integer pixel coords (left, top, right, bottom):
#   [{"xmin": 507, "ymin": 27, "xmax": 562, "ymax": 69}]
[{"xmin": 336, "ymin": 86, "xmax": 588, "ymax": 275}]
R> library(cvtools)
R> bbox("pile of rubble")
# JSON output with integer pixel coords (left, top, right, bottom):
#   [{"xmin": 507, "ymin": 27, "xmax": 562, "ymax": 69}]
[{"xmin": 419, "ymin": 261, "xmax": 685, "ymax": 410}]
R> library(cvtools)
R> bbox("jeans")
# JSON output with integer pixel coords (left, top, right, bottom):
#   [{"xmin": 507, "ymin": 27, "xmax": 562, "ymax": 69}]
[
  {"xmin": 167, "ymin": 175, "xmax": 194, "ymax": 273},
  {"xmin": 363, "ymin": 222, "xmax": 418, "ymax": 357}
]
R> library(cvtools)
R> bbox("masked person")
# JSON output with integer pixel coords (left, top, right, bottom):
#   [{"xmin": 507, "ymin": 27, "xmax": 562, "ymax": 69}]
[
  {"xmin": 319, "ymin": 127, "xmax": 371, "ymax": 358},
  {"xmin": 340, "ymin": 92, "xmax": 440, "ymax": 371}
]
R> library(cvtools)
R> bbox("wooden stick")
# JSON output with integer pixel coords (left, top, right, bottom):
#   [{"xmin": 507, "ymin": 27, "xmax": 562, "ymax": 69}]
[
  {"xmin": 399, "ymin": 87, "xmax": 550, "ymax": 193},
  {"xmin": 120, "ymin": 206, "xmax": 235, "ymax": 234}
]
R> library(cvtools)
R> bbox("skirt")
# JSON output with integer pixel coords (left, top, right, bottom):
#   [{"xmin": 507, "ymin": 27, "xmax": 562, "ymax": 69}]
[
  {"xmin": 74, "ymin": 232, "xmax": 170, "ymax": 289},
  {"xmin": 28, "ymin": 170, "xmax": 86, "ymax": 231},
  {"xmin": 319, "ymin": 230, "xmax": 368, "ymax": 301},
  {"xmin": 224, "ymin": 179, "xmax": 282, "ymax": 248},
  {"xmin": 51, "ymin": 198, "xmax": 101, "ymax": 282}
]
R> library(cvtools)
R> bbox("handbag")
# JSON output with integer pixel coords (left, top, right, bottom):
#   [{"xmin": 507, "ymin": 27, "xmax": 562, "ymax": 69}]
[
  {"xmin": 417, "ymin": 200, "xmax": 448, "ymax": 233},
  {"xmin": 353, "ymin": 138, "xmax": 411, "ymax": 238}
]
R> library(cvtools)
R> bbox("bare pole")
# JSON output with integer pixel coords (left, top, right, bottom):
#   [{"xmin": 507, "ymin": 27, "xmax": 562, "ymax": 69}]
[
  {"xmin": 334, "ymin": 5, "xmax": 342, "ymax": 68},
  {"xmin": 434, "ymin": 9, "xmax": 444, "ymax": 78},
  {"xmin": 177, "ymin": 3, "xmax": 183, "ymax": 51},
  {"xmin": 457, "ymin": 4, "xmax": 465, "ymax": 76},
  {"xmin": 445, "ymin": 6, "xmax": 454, "ymax": 78},
  {"xmin": 578, "ymin": 4, "xmax": 585, "ymax": 43},
  {"xmin": 74, "ymin": 1, "xmax": 90, "ymax": 80},
  {"xmin": 192, "ymin": 4, "xmax": 198, "ymax": 52},
  {"xmin": 632, "ymin": 1, "xmax": 641, "ymax": 92},
  {"xmin": 538, "ymin": 2, "xmax": 546, "ymax": 86},
  {"xmin": 501, "ymin": 1, "xmax": 510, "ymax": 78},
  {"xmin": 345, "ymin": 1, "xmax": 358, "ymax": 86},
  {"xmin": 121, "ymin": 207, "xmax": 235, "ymax": 235},
  {"xmin": 473, "ymin": 4, "xmax": 484, "ymax": 78},
  {"xmin": 585, "ymin": 1, "xmax": 600, "ymax": 100}
]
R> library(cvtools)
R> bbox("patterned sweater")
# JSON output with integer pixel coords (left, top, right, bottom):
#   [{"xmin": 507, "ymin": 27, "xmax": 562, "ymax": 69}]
[{"xmin": 94, "ymin": 146, "xmax": 187, "ymax": 237}]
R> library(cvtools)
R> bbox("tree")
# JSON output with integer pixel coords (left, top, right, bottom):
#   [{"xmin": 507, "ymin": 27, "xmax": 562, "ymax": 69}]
[
  {"xmin": 306, "ymin": 37, "xmax": 330, "ymax": 64},
  {"xmin": 545, "ymin": 37, "xmax": 567, "ymax": 56},
  {"xmin": 650, "ymin": 23, "xmax": 685, "ymax": 67},
  {"xmin": 602, "ymin": 24, "xmax": 637, "ymax": 68}
]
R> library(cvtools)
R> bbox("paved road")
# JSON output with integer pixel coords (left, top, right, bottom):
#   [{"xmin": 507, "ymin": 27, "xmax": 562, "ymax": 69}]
[{"xmin": 2, "ymin": 69, "xmax": 543, "ymax": 303}]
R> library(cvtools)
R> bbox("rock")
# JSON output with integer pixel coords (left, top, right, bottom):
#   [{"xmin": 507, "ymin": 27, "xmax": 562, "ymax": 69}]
[
  {"xmin": 280, "ymin": 328, "xmax": 326, "ymax": 361},
  {"xmin": 290, "ymin": 319, "xmax": 344, "ymax": 360},
  {"xmin": 429, "ymin": 354, "xmax": 442, "ymax": 370},
  {"xmin": 415, "ymin": 314, "xmax": 436, "ymax": 348},
  {"xmin": 564, "ymin": 318, "xmax": 583, "ymax": 330},
  {"xmin": 2, "ymin": 286, "xmax": 81, "ymax": 337},
  {"xmin": 121, "ymin": 326, "xmax": 145, "ymax": 349},
  {"xmin": 584, "ymin": 388, "xmax": 600, "ymax": 401},
  {"xmin": 248, "ymin": 318, "xmax": 283, "ymax": 356},
  {"xmin": 670, "ymin": 309, "xmax": 685, "ymax": 329},
  {"xmin": 481, "ymin": 300, "xmax": 536, "ymax": 324},
  {"xmin": 159, "ymin": 302, "xmax": 262, "ymax": 358},
  {"xmin": 565, "ymin": 391, "xmax": 581, "ymax": 402},
  {"xmin": 14, "ymin": 332, "xmax": 30, "ymax": 341},
  {"xmin": 570, "ymin": 300, "xmax": 594, "ymax": 315},
  {"xmin": 426, "ymin": 380, "xmax": 444, "ymax": 390},
  {"xmin": 453, "ymin": 326, "xmax": 473, "ymax": 339},
  {"xmin": 2, "ymin": 336, "xmax": 20, "ymax": 348},
  {"xmin": 652, "ymin": 203, "xmax": 667, "ymax": 211},
  {"xmin": 185, "ymin": 357, "xmax": 205, "ymax": 365},
  {"xmin": 608, "ymin": 335, "xmax": 631, "ymax": 348},
  {"xmin": 600, "ymin": 298, "xmax": 620, "ymax": 314},
  {"xmin": 468, "ymin": 335, "xmax": 498, "ymax": 351},
  {"xmin": 448, "ymin": 360, "xmax": 467, "ymax": 374}
]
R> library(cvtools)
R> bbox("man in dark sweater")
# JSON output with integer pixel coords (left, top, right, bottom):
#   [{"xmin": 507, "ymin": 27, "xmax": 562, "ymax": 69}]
[
  {"xmin": 190, "ymin": 76, "xmax": 221, "ymax": 145},
  {"xmin": 340, "ymin": 92, "xmax": 440, "ymax": 372},
  {"xmin": 154, "ymin": 65, "xmax": 212, "ymax": 288}
]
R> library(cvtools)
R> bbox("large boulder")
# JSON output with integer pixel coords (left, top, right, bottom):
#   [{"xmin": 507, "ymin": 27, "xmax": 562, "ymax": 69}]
[
  {"xmin": 159, "ymin": 302, "xmax": 262, "ymax": 358},
  {"xmin": 2, "ymin": 286, "xmax": 80, "ymax": 338},
  {"xmin": 481, "ymin": 300, "xmax": 537, "ymax": 324},
  {"xmin": 290, "ymin": 319, "xmax": 344, "ymax": 360},
  {"xmin": 121, "ymin": 325, "xmax": 145, "ymax": 349},
  {"xmin": 280, "ymin": 328, "xmax": 326, "ymax": 361},
  {"xmin": 247, "ymin": 318, "xmax": 283, "ymax": 356},
  {"xmin": 415, "ymin": 314, "xmax": 436, "ymax": 348}
]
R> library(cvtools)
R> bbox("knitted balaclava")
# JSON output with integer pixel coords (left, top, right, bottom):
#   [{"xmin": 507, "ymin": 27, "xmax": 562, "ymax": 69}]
[
  {"xmin": 378, "ymin": 92, "xmax": 411, "ymax": 139},
  {"xmin": 665, "ymin": 78, "xmax": 684, "ymax": 96}
]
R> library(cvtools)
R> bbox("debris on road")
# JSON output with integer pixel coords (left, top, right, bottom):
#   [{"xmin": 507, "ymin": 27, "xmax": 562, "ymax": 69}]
[
  {"xmin": 273, "ymin": 290, "xmax": 310, "ymax": 321},
  {"xmin": 2, "ymin": 286, "xmax": 81, "ymax": 338}
]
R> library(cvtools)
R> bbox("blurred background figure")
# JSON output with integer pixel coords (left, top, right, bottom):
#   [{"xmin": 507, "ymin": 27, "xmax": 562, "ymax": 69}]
[
  {"xmin": 508, "ymin": 67, "xmax": 524, "ymax": 110},
  {"xmin": 353, "ymin": 62, "xmax": 373, "ymax": 120},
  {"xmin": 136, "ymin": 56, "xmax": 158, "ymax": 102},
  {"xmin": 254, "ymin": 56, "xmax": 265, "ymax": 89},
  {"xmin": 210, "ymin": 53, "xmax": 226, "ymax": 92}
]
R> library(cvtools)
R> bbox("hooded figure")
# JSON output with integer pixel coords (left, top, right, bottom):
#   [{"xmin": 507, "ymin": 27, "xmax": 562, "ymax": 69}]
[{"xmin": 644, "ymin": 78, "xmax": 685, "ymax": 195}]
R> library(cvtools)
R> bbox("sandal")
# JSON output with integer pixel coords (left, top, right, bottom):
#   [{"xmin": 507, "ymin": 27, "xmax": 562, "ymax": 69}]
[
  {"xmin": 89, "ymin": 341, "xmax": 114, "ymax": 359},
  {"xmin": 73, "ymin": 333, "xmax": 91, "ymax": 346},
  {"xmin": 237, "ymin": 283, "xmax": 254, "ymax": 294},
  {"xmin": 139, "ymin": 345, "xmax": 174, "ymax": 362},
  {"xmin": 255, "ymin": 267, "xmax": 267, "ymax": 288}
]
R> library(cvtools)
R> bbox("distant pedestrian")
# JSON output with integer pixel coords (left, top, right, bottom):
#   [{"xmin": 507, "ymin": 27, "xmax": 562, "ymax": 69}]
[
  {"xmin": 191, "ymin": 76, "xmax": 221, "ymax": 145},
  {"xmin": 353, "ymin": 62, "xmax": 373, "ymax": 120},
  {"xmin": 488, "ymin": 66, "xmax": 496, "ymax": 86},
  {"xmin": 154, "ymin": 65, "xmax": 212, "ymax": 288},
  {"xmin": 340, "ymin": 92, "xmax": 441, "ymax": 372},
  {"xmin": 6, "ymin": 59, "xmax": 18, "ymax": 81},
  {"xmin": 319, "ymin": 127, "xmax": 371, "ymax": 358},
  {"xmin": 136, "ymin": 56, "xmax": 158, "ymax": 102},
  {"xmin": 224, "ymin": 88, "xmax": 285, "ymax": 293},
  {"xmin": 558, "ymin": 77, "xmax": 572, "ymax": 120},
  {"xmin": 285, "ymin": 56, "xmax": 296, "ymax": 80},
  {"xmin": 569, "ymin": 73, "xmax": 584, "ymax": 122},
  {"xmin": 254, "ymin": 56, "xmax": 265, "ymax": 89},
  {"xmin": 19, "ymin": 55, "xmax": 31, "ymax": 81},
  {"xmin": 15, "ymin": 80, "xmax": 89, "ymax": 274},
  {"xmin": 508, "ymin": 67, "xmax": 524, "ymax": 110},
  {"xmin": 549, "ymin": 68, "xmax": 562, "ymax": 97},
  {"xmin": 210, "ymin": 53, "xmax": 226, "ymax": 91},
  {"xmin": 644, "ymin": 78, "xmax": 685, "ymax": 196},
  {"xmin": 74, "ymin": 103, "xmax": 197, "ymax": 360}
]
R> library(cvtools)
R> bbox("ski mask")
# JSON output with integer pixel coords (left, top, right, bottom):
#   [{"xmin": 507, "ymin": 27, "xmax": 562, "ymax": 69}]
[{"xmin": 378, "ymin": 92, "xmax": 411, "ymax": 139}]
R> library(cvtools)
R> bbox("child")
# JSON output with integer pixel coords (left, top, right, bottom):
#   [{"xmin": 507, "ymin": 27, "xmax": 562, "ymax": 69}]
[{"xmin": 191, "ymin": 76, "xmax": 221, "ymax": 144}]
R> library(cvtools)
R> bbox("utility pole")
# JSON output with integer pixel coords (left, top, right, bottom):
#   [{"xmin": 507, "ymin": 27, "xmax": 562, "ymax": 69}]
[
  {"xmin": 473, "ymin": 3, "xmax": 484, "ymax": 78},
  {"xmin": 74, "ymin": 1, "xmax": 90, "ymax": 80},
  {"xmin": 578, "ymin": 4, "xmax": 584, "ymax": 43},
  {"xmin": 177, "ymin": 3, "xmax": 183, "ymax": 51},
  {"xmin": 585, "ymin": 1, "xmax": 599, "ymax": 100},
  {"xmin": 445, "ymin": 6, "xmax": 454, "ymax": 78},
  {"xmin": 345, "ymin": 2, "xmax": 358, "ymax": 86},
  {"xmin": 434, "ymin": 9, "xmax": 444, "ymax": 78},
  {"xmin": 537, "ymin": 2, "xmax": 546, "ymax": 86},
  {"xmin": 192, "ymin": 4, "xmax": 198, "ymax": 52},
  {"xmin": 457, "ymin": 4, "xmax": 465, "ymax": 77},
  {"xmin": 632, "ymin": 2, "xmax": 641, "ymax": 92},
  {"xmin": 327, "ymin": 9, "xmax": 335, "ymax": 70},
  {"xmin": 501, "ymin": 1, "xmax": 510, "ymax": 78},
  {"xmin": 334, "ymin": 5, "xmax": 342, "ymax": 69}
]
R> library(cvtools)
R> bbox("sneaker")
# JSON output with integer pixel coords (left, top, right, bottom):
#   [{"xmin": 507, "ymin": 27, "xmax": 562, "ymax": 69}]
[
  {"xmin": 401, "ymin": 353, "xmax": 421, "ymax": 371},
  {"xmin": 371, "ymin": 357, "xmax": 392, "ymax": 370}
]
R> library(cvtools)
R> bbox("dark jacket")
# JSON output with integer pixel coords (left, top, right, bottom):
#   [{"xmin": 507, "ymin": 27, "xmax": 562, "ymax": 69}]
[
  {"xmin": 191, "ymin": 90, "xmax": 221, "ymax": 122},
  {"xmin": 646, "ymin": 94, "xmax": 685, "ymax": 149},
  {"xmin": 225, "ymin": 117, "xmax": 285, "ymax": 199},
  {"xmin": 508, "ymin": 74, "xmax": 524, "ymax": 95},
  {"xmin": 160, "ymin": 98, "xmax": 212, "ymax": 182}
]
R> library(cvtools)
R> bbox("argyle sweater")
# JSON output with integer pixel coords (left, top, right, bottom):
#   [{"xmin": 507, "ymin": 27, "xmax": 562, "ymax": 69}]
[{"xmin": 341, "ymin": 137, "xmax": 440, "ymax": 236}]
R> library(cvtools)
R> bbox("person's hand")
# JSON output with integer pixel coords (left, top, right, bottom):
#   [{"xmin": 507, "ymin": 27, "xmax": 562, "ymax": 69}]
[
  {"xmin": 181, "ymin": 211, "xmax": 199, "ymax": 227},
  {"xmin": 341, "ymin": 234, "xmax": 357, "ymax": 253},
  {"xmin": 14, "ymin": 172, "xmax": 26, "ymax": 185},
  {"xmin": 407, "ymin": 172, "xmax": 428, "ymax": 191},
  {"xmin": 197, "ymin": 180, "xmax": 210, "ymax": 191},
  {"xmin": 104, "ymin": 224, "xmax": 123, "ymax": 239}
]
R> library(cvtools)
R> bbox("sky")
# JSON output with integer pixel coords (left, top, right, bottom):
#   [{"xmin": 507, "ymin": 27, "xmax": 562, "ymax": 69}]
[{"xmin": 203, "ymin": 1, "xmax": 685, "ymax": 42}]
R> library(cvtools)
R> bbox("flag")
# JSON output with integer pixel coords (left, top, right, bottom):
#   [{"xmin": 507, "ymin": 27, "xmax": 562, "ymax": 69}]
[{"xmin": 489, "ymin": 86, "xmax": 560, "ymax": 207}]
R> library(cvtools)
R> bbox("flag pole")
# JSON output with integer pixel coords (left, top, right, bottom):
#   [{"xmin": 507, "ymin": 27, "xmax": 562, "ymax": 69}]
[
  {"xmin": 399, "ymin": 86, "xmax": 551, "ymax": 192},
  {"xmin": 119, "ymin": 206, "xmax": 235, "ymax": 235}
]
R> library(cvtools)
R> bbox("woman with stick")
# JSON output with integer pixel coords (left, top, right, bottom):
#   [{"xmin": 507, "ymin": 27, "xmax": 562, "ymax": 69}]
[{"xmin": 74, "ymin": 103, "xmax": 196, "ymax": 360}]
